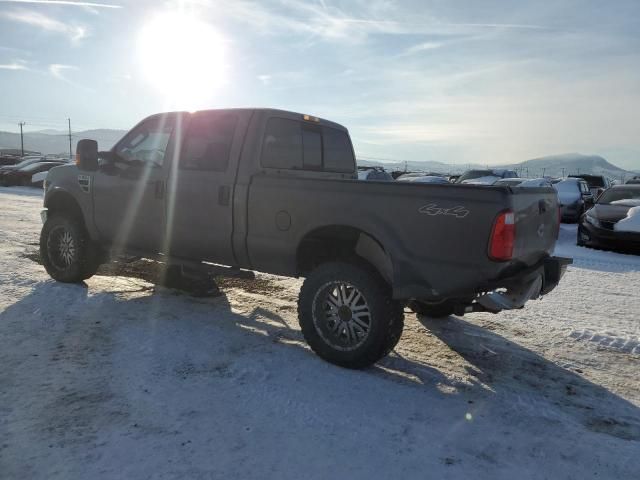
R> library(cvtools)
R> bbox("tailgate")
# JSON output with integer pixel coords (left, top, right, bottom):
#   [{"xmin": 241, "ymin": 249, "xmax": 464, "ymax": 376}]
[{"xmin": 509, "ymin": 187, "xmax": 559, "ymax": 265}]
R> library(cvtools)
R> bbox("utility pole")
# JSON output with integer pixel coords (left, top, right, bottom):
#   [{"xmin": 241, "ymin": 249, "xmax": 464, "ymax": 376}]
[
  {"xmin": 542, "ymin": 168, "xmax": 546, "ymax": 177},
  {"xmin": 67, "ymin": 118, "xmax": 73, "ymax": 160},
  {"xmin": 561, "ymin": 167, "xmax": 565, "ymax": 178},
  {"xmin": 18, "ymin": 121, "xmax": 26, "ymax": 156}
]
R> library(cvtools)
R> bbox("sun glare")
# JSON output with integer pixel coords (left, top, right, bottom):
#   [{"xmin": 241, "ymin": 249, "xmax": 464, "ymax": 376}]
[{"xmin": 137, "ymin": 12, "xmax": 225, "ymax": 109}]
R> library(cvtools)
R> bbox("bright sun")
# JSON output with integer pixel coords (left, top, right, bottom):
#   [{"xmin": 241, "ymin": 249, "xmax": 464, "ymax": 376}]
[{"xmin": 137, "ymin": 12, "xmax": 225, "ymax": 108}]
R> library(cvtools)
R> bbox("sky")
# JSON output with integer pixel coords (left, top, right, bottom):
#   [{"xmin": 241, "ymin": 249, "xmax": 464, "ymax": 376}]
[{"xmin": 0, "ymin": 0, "xmax": 639, "ymax": 169}]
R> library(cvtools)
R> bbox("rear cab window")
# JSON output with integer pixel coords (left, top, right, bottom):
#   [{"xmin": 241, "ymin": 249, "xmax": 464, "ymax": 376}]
[{"xmin": 261, "ymin": 117, "xmax": 355, "ymax": 173}]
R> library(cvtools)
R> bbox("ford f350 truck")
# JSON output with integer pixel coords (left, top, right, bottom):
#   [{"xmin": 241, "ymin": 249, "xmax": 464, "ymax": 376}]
[{"xmin": 40, "ymin": 108, "xmax": 570, "ymax": 368}]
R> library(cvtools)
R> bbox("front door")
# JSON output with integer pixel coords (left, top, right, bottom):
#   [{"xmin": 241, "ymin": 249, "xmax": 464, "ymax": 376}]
[
  {"xmin": 92, "ymin": 114, "xmax": 176, "ymax": 254},
  {"xmin": 165, "ymin": 110, "xmax": 239, "ymax": 264}
]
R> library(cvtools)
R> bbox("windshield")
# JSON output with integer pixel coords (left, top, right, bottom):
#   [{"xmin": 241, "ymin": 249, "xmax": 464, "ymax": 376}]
[
  {"xmin": 8, "ymin": 158, "xmax": 42, "ymax": 169},
  {"xmin": 571, "ymin": 175, "xmax": 605, "ymax": 187},
  {"xmin": 496, "ymin": 179, "xmax": 523, "ymax": 186},
  {"xmin": 597, "ymin": 188, "xmax": 640, "ymax": 205},
  {"xmin": 21, "ymin": 162, "xmax": 59, "ymax": 172}
]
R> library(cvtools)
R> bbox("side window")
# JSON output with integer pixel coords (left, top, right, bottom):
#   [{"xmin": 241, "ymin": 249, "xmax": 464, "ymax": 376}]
[
  {"xmin": 323, "ymin": 127, "xmax": 355, "ymax": 173},
  {"xmin": 261, "ymin": 118, "xmax": 303, "ymax": 169},
  {"xmin": 302, "ymin": 128, "xmax": 322, "ymax": 169},
  {"xmin": 181, "ymin": 113, "xmax": 238, "ymax": 171},
  {"xmin": 115, "ymin": 116, "xmax": 175, "ymax": 167},
  {"xmin": 260, "ymin": 119, "xmax": 355, "ymax": 173}
]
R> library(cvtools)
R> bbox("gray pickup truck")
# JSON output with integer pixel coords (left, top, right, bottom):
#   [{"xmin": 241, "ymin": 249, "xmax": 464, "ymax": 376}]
[{"xmin": 40, "ymin": 108, "xmax": 570, "ymax": 368}]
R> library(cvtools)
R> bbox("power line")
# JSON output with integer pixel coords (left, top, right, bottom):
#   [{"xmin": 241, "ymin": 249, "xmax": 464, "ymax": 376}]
[
  {"xmin": 67, "ymin": 118, "xmax": 73, "ymax": 160},
  {"xmin": 18, "ymin": 121, "xmax": 25, "ymax": 156}
]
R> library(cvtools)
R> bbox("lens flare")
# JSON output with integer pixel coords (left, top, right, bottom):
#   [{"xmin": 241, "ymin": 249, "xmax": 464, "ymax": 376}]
[{"xmin": 137, "ymin": 12, "xmax": 225, "ymax": 108}]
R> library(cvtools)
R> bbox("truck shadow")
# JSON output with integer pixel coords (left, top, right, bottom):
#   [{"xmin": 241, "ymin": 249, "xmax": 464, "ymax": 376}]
[
  {"xmin": 2, "ymin": 279, "xmax": 639, "ymax": 444},
  {"xmin": 414, "ymin": 314, "xmax": 640, "ymax": 441}
]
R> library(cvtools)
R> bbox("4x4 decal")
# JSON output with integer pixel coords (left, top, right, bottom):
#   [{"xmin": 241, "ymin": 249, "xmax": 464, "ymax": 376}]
[{"xmin": 419, "ymin": 203, "xmax": 470, "ymax": 218}]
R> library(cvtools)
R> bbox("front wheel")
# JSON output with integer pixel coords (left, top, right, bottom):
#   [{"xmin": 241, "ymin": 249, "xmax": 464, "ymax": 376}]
[
  {"xmin": 298, "ymin": 261, "xmax": 404, "ymax": 369},
  {"xmin": 40, "ymin": 214, "xmax": 101, "ymax": 283}
]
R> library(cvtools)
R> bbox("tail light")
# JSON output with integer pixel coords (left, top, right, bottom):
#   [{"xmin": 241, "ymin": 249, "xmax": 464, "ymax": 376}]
[{"xmin": 489, "ymin": 210, "xmax": 515, "ymax": 261}]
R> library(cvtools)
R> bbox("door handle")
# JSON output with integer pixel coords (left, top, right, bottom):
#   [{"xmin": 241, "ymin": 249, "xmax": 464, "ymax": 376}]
[{"xmin": 218, "ymin": 185, "xmax": 230, "ymax": 206}]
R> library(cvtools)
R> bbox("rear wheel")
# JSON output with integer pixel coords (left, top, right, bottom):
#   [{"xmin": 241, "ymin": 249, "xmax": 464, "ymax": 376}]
[
  {"xmin": 298, "ymin": 260, "xmax": 403, "ymax": 369},
  {"xmin": 40, "ymin": 214, "xmax": 101, "ymax": 282}
]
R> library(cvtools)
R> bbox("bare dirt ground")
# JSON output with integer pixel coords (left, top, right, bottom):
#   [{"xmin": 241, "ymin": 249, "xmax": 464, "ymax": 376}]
[{"xmin": 1, "ymin": 186, "xmax": 639, "ymax": 479}]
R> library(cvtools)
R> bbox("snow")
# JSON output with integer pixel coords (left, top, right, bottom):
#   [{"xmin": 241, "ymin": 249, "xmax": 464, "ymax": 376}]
[
  {"xmin": 1, "ymin": 186, "xmax": 639, "ymax": 479},
  {"xmin": 614, "ymin": 206, "xmax": 640, "ymax": 233}
]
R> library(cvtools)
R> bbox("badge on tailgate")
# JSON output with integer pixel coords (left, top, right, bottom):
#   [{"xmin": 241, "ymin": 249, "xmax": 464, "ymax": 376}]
[{"xmin": 419, "ymin": 203, "xmax": 470, "ymax": 218}]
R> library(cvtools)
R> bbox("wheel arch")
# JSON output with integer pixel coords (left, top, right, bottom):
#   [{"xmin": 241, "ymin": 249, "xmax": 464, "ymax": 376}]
[
  {"xmin": 45, "ymin": 189, "xmax": 87, "ymax": 230},
  {"xmin": 295, "ymin": 225, "xmax": 393, "ymax": 284}
]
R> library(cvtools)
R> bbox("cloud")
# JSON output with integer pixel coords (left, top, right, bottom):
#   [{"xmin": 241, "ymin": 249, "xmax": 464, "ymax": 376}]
[
  {"xmin": 402, "ymin": 41, "xmax": 444, "ymax": 56},
  {"xmin": 0, "ymin": 0, "xmax": 121, "ymax": 8},
  {"xmin": 211, "ymin": 0, "xmax": 548, "ymax": 45},
  {"xmin": 49, "ymin": 63, "xmax": 77, "ymax": 80},
  {"xmin": 257, "ymin": 74, "xmax": 272, "ymax": 86},
  {"xmin": 3, "ymin": 9, "xmax": 87, "ymax": 43},
  {"xmin": 0, "ymin": 62, "xmax": 28, "ymax": 70}
]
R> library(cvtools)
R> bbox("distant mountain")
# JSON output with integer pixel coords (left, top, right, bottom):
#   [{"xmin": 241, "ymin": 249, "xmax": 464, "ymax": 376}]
[
  {"xmin": 0, "ymin": 129, "xmax": 127, "ymax": 157},
  {"xmin": 0, "ymin": 128, "xmax": 634, "ymax": 181},
  {"xmin": 502, "ymin": 154, "xmax": 628, "ymax": 179},
  {"xmin": 358, "ymin": 158, "xmax": 464, "ymax": 173},
  {"xmin": 359, "ymin": 153, "xmax": 634, "ymax": 180}
]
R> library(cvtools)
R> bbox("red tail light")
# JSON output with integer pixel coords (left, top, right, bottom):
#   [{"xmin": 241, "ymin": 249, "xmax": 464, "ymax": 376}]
[{"xmin": 489, "ymin": 210, "xmax": 515, "ymax": 261}]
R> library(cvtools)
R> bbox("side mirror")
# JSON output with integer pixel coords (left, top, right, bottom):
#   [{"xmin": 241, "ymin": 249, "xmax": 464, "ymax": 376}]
[{"xmin": 76, "ymin": 139, "xmax": 98, "ymax": 171}]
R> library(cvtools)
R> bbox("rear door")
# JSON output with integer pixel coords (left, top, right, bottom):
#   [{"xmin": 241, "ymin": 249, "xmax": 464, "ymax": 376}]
[
  {"xmin": 92, "ymin": 114, "xmax": 175, "ymax": 253},
  {"xmin": 165, "ymin": 110, "xmax": 240, "ymax": 264}
]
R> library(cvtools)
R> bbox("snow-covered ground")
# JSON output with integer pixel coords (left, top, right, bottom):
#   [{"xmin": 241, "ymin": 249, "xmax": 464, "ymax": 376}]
[{"xmin": 1, "ymin": 186, "xmax": 639, "ymax": 479}]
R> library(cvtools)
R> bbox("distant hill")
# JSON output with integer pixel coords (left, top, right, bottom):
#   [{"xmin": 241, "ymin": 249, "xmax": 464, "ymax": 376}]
[
  {"xmin": 502, "ymin": 154, "xmax": 628, "ymax": 179},
  {"xmin": 0, "ymin": 129, "xmax": 127, "ymax": 157},
  {"xmin": 0, "ymin": 129, "xmax": 634, "ymax": 180},
  {"xmin": 359, "ymin": 153, "xmax": 634, "ymax": 180}
]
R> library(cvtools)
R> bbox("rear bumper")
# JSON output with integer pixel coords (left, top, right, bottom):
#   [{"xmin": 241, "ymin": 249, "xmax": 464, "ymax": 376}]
[
  {"xmin": 474, "ymin": 256, "xmax": 572, "ymax": 312},
  {"xmin": 579, "ymin": 223, "xmax": 640, "ymax": 251}
]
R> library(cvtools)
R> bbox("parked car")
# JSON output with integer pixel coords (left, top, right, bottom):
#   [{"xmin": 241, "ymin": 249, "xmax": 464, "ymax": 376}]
[
  {"xmin": 494, "ymin": 178, "xmax": 552, "ymax": 188},
  {"xmin": 40, "ymin": 108, "xmax": 569, "ymax": 368},
  {"xmin": 0, "ymin": 156, "xmax": 47, "ymax": 173},
  {"xmin": 357, "ymin": 166, "xmax": 394, "ymax": 181},
  {"xmin": 455, "ymin": 169, "xmax": 518, "ymax": 185},
  {"xmin": 396, "ymin": 174, "xmax": 450, "ymax": 184},
  {"xmin": 0, "ymin": 161, "xmax": 67, "ymax": 186},
  {"xmin": 0, "ymin": 155, "xmax": 22, "ymax": 166},
  {"xmin": 578, "ymin": 185, "xmax": 640, "ymax": 251},
  {"xmin": 626, "ymin": 176, "xmax": 640, "ymax": 185},
  {"xmin": 568, "ymin": 174, "xmax": 611, "ymax": 198},
  {"xmin": 553, "ymin": 178, "xmax": 595, "ymax": 222}
]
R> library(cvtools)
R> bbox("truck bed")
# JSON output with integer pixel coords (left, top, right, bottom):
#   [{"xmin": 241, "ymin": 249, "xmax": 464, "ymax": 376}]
[{"xmin": 243, "ymin": 175, "xmax": 559, "ymax": 301}]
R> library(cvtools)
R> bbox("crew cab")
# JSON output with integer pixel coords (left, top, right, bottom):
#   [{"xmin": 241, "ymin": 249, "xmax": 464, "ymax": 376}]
[{"xmin": 40, "ymin": 108, "xmax": 570, "ymax": 368}]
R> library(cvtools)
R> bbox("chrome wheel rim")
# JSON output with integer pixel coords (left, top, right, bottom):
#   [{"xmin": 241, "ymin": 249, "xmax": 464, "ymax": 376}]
[
  {"xmin": 47, "ymin": 226, "xmax": 76, "ymax": 270},
  {"xmin": 312, "ymin": 281, "xmax": 371, "ymax": 351}
]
